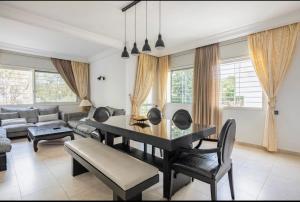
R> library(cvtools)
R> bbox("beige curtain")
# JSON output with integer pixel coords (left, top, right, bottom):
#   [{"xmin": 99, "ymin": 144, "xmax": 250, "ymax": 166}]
[
  {"xmin": 71, "ymin": 61, "xmax": 90, "ymax": 100},
  {"xmin": 248, "ymin": 23, "xmax": 300, "ymax": 152},
  {"xmin": 51, "ymin": 58, "xmax": 78, "ymax": 96},
  {"xmin": 131, "ymin": 54, "xmax": 158, "ymax": 116},
  {"xmin": 192, "ymin": 43, "xmax": 222, "ymax": 137},
  {"xmin": 157, "ymin": 56, "xmax": 169, "ymax": 115}
]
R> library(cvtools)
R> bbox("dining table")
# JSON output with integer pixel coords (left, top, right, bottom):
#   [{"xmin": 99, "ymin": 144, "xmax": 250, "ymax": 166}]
[{"xmin": 86, "ymin": 115, "xmax": 216, "ymax": 199}]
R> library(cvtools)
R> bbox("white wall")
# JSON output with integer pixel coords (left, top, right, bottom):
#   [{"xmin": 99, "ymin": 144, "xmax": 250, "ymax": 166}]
[
  {"xmin": 0, "ymin": 50, "xmax": 80, "ymax": 112},
  {"xmin": 277, "ymin": 40, "xmax": 300, "ymax": 153},
  {"xmin": 90, "ymin": 53, "xmax": 127, "ymax": 110}
]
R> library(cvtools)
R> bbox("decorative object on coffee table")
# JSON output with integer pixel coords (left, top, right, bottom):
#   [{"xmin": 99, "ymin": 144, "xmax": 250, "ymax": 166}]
[
  {"xmin": 80, "ymin": 99, "xmax": 92, "ymax": 112},
  {"xmin": 27, "ymin": 126, "xmax": 74, "ymax": 152}
]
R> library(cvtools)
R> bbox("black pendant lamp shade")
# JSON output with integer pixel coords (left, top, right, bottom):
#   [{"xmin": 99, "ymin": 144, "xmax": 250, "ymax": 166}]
[
  {"xmin": 122, "ymin": 11, "xmax": 129, "ymax": 59},
  {"xmin": 131, "ymin": 5, "xmax": 140, "ymax": 56},
  {"xmin": 155, "ymin": 1, "xmax": 165, "ymax": 49},
  {"xmin": 121, "ymin": 46, "xmax": 129, "ymax": 58},
  {"xmin": 142, "ymin": 38, "xmax": 151, "ymax": 52}
]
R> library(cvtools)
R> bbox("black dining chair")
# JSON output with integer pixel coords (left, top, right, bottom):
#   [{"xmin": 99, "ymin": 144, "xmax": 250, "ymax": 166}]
[
  {"xmin": 146, "ymin": 108, "xmax": 163, "ymax": 157},
  {"xmin": 171, "ymin": 119, "xmax": 236, "ymax": 201},
  {"xmin": 172, "ymin": 109, "xmax": 192, "ymax": 125}
]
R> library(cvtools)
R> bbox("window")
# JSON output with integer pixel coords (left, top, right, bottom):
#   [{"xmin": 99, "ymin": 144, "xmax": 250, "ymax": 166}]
[
  {"xmin": 35, "ymin": 71, "xmax": 77, "ymax": 103},
  {"xmin": 170, "ymin": 68, "xmax": 193, "ymax": 104},
  {"xmin": 219, "ymin": 58, "xmax": 263, "ymax": 108},
  {"xmin": 0, "ymin": 68, "xmax": 33, "ymax": 105}
]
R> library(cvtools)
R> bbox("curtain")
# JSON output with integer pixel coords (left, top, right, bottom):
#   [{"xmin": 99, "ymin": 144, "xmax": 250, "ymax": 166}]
[
  {"xmin": 157, "ymin": 56, "xmax": 169, "ymax": 115},
  {"xmin": 131, "ymin": 54, "xmax": 158, "ymax": 116},
  {"xmin": 192, "ymin": 43, "xmax": 222, "ymax": 138},
  {"xmin": 248, "ymin": 23, "xmax": 300, "ymax": 152},
  {"xmin": 71, "ymin": 61, "xmax": 90, "ymax": 100},
  {"xmin": 51, "ymin": 58, "xmax": 78, "ymax": 96}
]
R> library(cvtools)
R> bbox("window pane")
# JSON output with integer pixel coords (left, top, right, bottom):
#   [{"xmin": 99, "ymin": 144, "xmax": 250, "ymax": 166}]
[
  {"xmin": 171, "ymin": 68, "xmax": 193, "ymax": 104},
  {"xmin": 35, "ymin": 72, "xmax": 77, "ymax": 103},
  {"xmin": 0, "ymin": 68, "xmax": 33, "ymax": 105},
  {"xmin": 220, "ymin": 59, "xmax": 263, "ymax": 108}
]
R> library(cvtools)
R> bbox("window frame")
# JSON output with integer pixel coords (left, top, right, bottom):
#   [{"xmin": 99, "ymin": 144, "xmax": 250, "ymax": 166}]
[
  {"xmin": 0, "ymin": 64, "xmax": 79, "ymax": 106},
  {"xmin": 169, "ymin": 66, "xmax": 194, "ymax": 104},
  {"xmin": 219, "ymin": 56, "xmax": 264, "ymax": 111}
]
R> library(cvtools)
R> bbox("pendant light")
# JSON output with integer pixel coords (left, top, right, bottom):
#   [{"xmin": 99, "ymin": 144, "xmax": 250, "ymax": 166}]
[
  {"xmin": 131, "ymin": 5, "xmax": 140, "ymax": 56},
  {"xmin": 155, "ymin": 1, "xmax": 165, "ymax": 49},
  {"xmin": 142, "ymin": 1, "xmax": 151, "ymax": 53},
  {"xmin": 121, "ymin": 11, "xmax": 129, "ymax": 59}
]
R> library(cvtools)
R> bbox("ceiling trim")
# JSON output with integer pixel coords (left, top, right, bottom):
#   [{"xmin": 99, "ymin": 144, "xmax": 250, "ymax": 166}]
[
  {"xmin": 0, "ymin": 4, "xmax": 123, "ymax": 50},
  {"xmin": 156, "ymin": 9, "xmax": 300, "ymax": 57},
  {"xmin": 0, "ymin": 41, "xmax": 88, "ymax": 62}
]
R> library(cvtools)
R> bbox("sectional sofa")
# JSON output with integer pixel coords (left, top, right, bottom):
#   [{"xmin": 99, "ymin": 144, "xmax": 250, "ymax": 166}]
[{"xmin": 0, "ymin": 105, "xmax": 66, "ymax": 139}]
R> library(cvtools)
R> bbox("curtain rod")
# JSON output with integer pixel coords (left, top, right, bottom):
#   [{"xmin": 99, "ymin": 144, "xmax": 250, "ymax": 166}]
[{"xmin": 122, "ymin": 1, "xmax": 141, "ymax": 12}]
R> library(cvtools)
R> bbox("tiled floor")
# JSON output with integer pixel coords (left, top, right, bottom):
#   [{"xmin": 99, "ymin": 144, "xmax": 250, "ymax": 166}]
[{"xmin": 1, "ymin": 135, "xmax": 300, "ymax": 200}]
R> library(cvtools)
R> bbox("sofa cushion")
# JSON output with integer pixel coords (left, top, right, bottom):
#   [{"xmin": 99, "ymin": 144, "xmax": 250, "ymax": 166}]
[
  {"xmin": 0, "ymin": 128, "xmax": 6, "ymax": 138},
  {"xmin": 88, "ymin": 107, "xmax": 96, "ymax": 119},
  {"xmin": 0, "ymin": 138, "xmax": 12, "ymax": 153},
  {"xmin": 38, "ymin": 106, "xmax": 59, "ymax": 115},
  {"xmin": 18, "ymin": 109, "xmax": 39, "ymax": 123},
  {"xmin": 105, "ymin": 106, "xmax": 126, "ymax": 116},
  {"xmin": 2, "ymin": 123, "xmax": 34, "ymax": 133},
  {"xmin": 1, "ymin": 118, "xmax": 27, "ymax": 127},
  {"xmin": 68, "ymin": 120, "xmax": 80, "ymax": 129},
  {"xmin": 1, "ymin": 107, "xmax": 30, "ymax": 113},
  {"xmin": 76, "ymin": 124, "xmax": 96, "ymax": 134},
  {"xmin": 38, "ymin": 113, "xmax": 58, "ymax": 122},
  {"xmin": 105, "ymin": 106, "xmax": 114, "ymax": 116},
  {"xmin": 35, "ymin": 120, "xmax": 66, "ymax": 127},
  {"xmin": 0, "ymin": 112, "xmax": 19, "ymax": 121}
]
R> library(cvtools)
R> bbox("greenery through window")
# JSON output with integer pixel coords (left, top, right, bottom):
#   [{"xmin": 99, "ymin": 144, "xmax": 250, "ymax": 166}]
[
  {"xmin": 0, "ymin": 68, "xmax": 33, "ymax": 105},
  {"xmin": 35, "ymin": 71, "xmax": 77, "ymax": 103},
  {"xmin": 220, "ymin": 58, "xmax": 262, "ymax": 108},
  {"xmin": 170, "ymin": 68, "xmax": 193, "ymax": 104}
]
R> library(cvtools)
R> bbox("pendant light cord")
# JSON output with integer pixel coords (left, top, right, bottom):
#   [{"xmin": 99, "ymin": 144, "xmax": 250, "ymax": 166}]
[
  {"xmin": 135, "ymin": 5, "xmax": 137, "ymax": 42},
  {"xmin": 159, "ymin": 1, "xmax": 161, "ymax": 34},
  {"xmin": 124, "ymin": 12, "xmax": 127, "ymax": 45},
  {"xmin": 146, "ymin": 1, "xmax": 148, "ymax": 39}
]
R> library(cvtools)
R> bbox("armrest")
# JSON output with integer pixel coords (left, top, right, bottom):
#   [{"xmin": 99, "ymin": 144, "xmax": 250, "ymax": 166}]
[
  {"xmin": 62, "ymin": 111, "xmax": 88, "ymax": 122},
  {"xmin": 179, "ymin": 147, "xmax": 221, "ymax": 155}
]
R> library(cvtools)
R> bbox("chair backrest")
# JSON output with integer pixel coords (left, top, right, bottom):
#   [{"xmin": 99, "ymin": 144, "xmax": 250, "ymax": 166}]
[
  {"xmin": 172, "ymin": 109, "xmax": 192, "ymax": 125},
  {"xmin": 147, "ymin": 108, "xmax": 162, "ymax": 125},
  {"xmin": 93, "ymin": 107, "xmax": 110, "ymax": 122},
  {"xmin": 217, "ymin": 119, "xmax": 236, "ymax": 164}
]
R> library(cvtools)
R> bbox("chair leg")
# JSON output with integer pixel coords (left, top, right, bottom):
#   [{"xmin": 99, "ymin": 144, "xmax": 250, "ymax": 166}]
[
  {"xmin": 228, "ymin": 165, "xmax": 235, "ymax": 200},
  {"xmin": 152, "ymin": 146, "xmax": 155, "ymax": 156},
  {"xmin": 160, "ymin": 149, "xmax": 163, "ymax": 157},
  {"xmin": 210, "ymin": 181, "xmax": 217, "ymax": 201},
  {"xmin": 144, "ymin": 143, "xmax": 147, "ymax": 154}
]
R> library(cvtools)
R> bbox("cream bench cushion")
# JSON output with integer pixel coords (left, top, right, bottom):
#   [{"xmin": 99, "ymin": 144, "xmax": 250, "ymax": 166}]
[{"xmin": 65, "ymin": 138, "xmax": 159, "ymax": 190}]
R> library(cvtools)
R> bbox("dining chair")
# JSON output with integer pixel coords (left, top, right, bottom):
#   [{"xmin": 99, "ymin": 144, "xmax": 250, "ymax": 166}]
[
  {"xmin": 171, "ymin": 119, "xmax": 236, "ymax": 201},
  {"xmin": 172, "ymin": 109, "xmax": 192, "ymax": 125},
  {"xmin": 146, "ymin": 107, "xmax": 163, "ymax": 157}
]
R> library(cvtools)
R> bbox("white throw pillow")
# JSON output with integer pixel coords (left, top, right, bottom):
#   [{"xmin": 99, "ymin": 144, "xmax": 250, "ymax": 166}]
[
  {"xmin": 1, "ymin": 118, "xmax": 27, "ymax": 126},
  {"xmin": 38, "ymin": 113, "xmax": 58, "ymax": 122}
]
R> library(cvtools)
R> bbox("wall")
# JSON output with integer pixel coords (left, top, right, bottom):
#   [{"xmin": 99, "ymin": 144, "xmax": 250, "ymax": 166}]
[
  {"xmin": 0, "ymin": 50, "xmax": 80, "ymax": 112},
  {"xmin": 90, "ymin": 53, "xmax": 127, "ymax": 110},
  {"xmin": 277, "ymin": 40, "xmax": 300, "ymax": 153}
]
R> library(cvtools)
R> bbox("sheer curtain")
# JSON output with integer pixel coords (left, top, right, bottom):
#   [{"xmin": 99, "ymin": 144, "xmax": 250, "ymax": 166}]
[
  {"xmin": 192, "ymin": 43, "xmax": 222, "ymax": 137},
  {"xmin": 156, "ymin": 56, "xmax": 169, "ymax": 116},
  {"xmin": 248, "ymin": 23, "xmax": 300, "ymax": 152}
]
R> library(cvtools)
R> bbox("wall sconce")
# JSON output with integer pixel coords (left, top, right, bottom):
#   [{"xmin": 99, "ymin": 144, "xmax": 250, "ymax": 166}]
[{"xmin": 97, "ymin": 76, "xmax": 106, "ymax": 81}]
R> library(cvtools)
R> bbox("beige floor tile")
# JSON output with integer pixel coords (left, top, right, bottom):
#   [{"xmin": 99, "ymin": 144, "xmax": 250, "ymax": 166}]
[
  {"xmin": 0, "ymin": 183, "xmax": 21, "ymax": 200},
  {"xmin": 21, "ymin": 185, "xmax": 69, "ymax": 200}
]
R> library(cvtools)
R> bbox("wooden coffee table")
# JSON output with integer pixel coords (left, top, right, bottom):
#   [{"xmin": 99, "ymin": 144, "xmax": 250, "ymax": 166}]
[{"xmin": 27, "ymin": 126, "xmax": 74, "ymax": 152}]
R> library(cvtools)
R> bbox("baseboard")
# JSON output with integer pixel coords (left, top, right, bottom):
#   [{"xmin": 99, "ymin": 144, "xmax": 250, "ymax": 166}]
[{"xmin": 235, "ymin": 141, "xmax": 300, "ymax": 157}]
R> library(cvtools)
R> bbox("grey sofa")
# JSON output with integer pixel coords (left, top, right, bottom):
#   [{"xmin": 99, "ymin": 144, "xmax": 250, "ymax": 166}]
[
  {"xmin": 0, "ymin": 128, "xmax": 11, "ymax": 171},
  {"xmin": 0, "ymin": 106, "xmax": 66, "ymax": 139},
  {"xmin": 67, "ymin": 106, "xmax": 126, "ymax": 139}
]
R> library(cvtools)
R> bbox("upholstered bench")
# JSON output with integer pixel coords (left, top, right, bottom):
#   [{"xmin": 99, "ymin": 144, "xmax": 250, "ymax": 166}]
[
  {"xmin": 0, "ymin": 128, "xmax": 12, "ymax": 171},
  {"xmin": 65, "ymin": 138, "xmax": 159, "ymax": 201}
]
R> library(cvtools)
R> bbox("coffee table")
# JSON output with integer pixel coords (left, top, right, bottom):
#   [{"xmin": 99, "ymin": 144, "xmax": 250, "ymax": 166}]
[{"xmin": 27, "ymin": 126, "xmax": 74, "ymax": 152}]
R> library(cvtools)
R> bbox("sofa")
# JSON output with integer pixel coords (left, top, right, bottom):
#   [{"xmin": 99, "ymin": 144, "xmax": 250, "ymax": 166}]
[
  {"xmin": 0, "ymin": 128, "xmax": 11, "ymax": 171},
  {"xmin": 67, "ymin": 106, "xmax": 126, "ymax": 139},
  {"xmin": 0, "ymin": 106, "xmax": 66, "ymax": 139}
]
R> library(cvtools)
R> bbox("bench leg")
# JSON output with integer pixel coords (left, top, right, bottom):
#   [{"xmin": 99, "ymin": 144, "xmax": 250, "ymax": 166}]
[
  {"xmin": 113, "ymin": 192, "xmax": 142, "ymax": 201},
  {"xmin": 0, "ymin": 153, "xmax": 7, "ymax": 172},
  {"xmin": 72, "ymin": 158, "xmax": 88, "ymax": 176}
]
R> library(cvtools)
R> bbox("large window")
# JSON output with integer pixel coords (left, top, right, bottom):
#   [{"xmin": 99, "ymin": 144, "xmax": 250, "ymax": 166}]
[
  {"xmin": 219, "ymin": 58, "xmax": 263, "ymax": 108},
  {"xmin": 0, "ymin": 66, "xmax": 77, "ymax": 105},
  {"xmin": 35, "ymin": 71, "xmax": 77, "ymax": 103},
  {"xmin": 0, "ymin": 68, "xmax": 33, "ymax": 105},
  {"xmin": 170, "ymin": 68, "xmax": 193, "ymax": 104}
]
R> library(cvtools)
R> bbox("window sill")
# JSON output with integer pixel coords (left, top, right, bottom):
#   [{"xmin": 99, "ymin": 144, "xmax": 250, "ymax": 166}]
[{"xmin": 222, "ymin": 106, "xmax": 264, "ymax": 111}]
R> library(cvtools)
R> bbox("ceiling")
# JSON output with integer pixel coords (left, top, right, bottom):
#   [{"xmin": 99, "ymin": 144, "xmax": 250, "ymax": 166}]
[{"xmin": 0, "ymin": 1, "xmax": 300, "ymax": 61}]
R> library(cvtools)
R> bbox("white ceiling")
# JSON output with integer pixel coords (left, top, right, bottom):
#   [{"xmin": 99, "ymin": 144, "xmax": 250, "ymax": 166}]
[{"xmin": 0, "ymin": 1, "xmax": 300, "ymax": 61}]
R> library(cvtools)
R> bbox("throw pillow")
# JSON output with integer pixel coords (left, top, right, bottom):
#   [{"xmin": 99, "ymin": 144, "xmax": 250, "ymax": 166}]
[
  {"xmin": 18, "ymin": 109, "xmax": 39, "ymax": 123},
  {"xmin": 38, "ymin": 113, "xmax": 58, "ymax": 122},
  {"xmin": 1, "ymin": 118, "xmax": 27, "ymax": 126}
]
